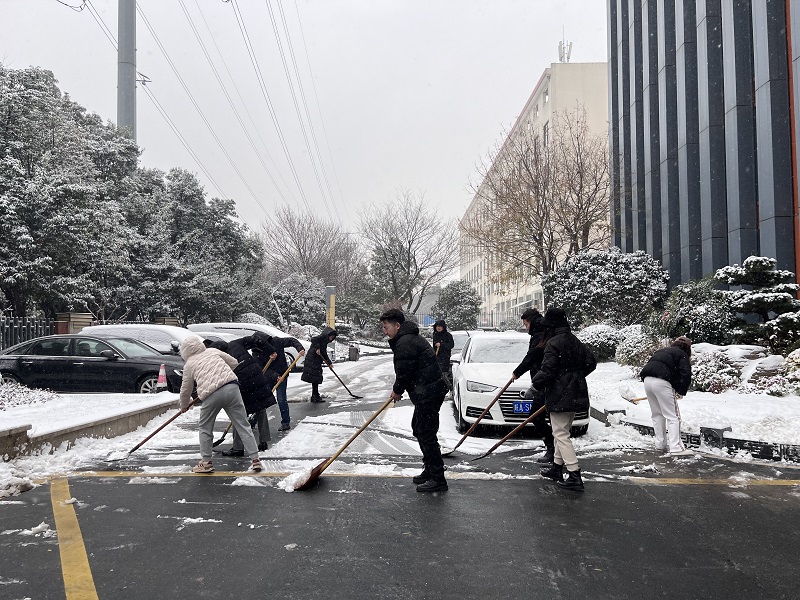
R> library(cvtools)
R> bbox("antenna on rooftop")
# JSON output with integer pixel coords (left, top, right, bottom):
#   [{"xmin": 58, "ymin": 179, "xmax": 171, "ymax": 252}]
[{"xmin": 558, "ymin": 29, "xmax": 572, "ymax": 63}]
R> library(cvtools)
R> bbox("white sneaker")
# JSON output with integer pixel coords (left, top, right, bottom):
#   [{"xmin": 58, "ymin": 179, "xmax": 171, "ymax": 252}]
[{"xmin": 670, "ymin": 449, "xmax": 694, "ymax": 456}]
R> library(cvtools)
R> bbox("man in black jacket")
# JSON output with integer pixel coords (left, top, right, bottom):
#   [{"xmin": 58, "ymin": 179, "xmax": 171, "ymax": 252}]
[
  {"xmin": 381, "ymin": 308, "xmax": 450, "ymax": 493},
  {"xmin": 432, "ymin": 319, "xmax": 455, "ymax": 386},
  {"xmin": 252, "ymin": 331, "xmax": 306, "ymax": 431},
  {"xmin": 511, "ymin": 308, "xmax": 554, "ymax": 464},
  {"xmin": 301, "ymin": 326, "xmax": 338, "ymax": 403}
]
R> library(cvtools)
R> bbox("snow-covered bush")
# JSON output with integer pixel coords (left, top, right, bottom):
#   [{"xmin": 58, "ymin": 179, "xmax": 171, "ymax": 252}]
[
  {"xmin": 783, "ymin": 348, "xmax": 800, "ymax": 382},
  {"xmin": 691, "ymin": 351, "xmax": 741, "ymax": 393},
  {"xmin": 714, "ymin": 256, "xmax": 800, "ymax": 353},
  {"xmin": 614, "ymin": 325, "xmax": 661, "ymax": 369},
  {"xmin": 542, "ymin": 247, "xmax": 670, "ymax": 328},
  {"xmin": 235, "ymin": 312, "xmax": 275, "ymax": 327},
  {"xmin": 577, "ymin": 323, "xmax": 623, "ymax": 361},
  {"xmin": 0, "ymin": 381, "xmax": 59, "ymax": 410},
  {"xmin": 738, "ymin": 375, "xmax": 796, "ymax": 396},
  {"xmin": 652, "ymin": 277, "xmax": 736, "ymax": 344},
  {"xmin": 290, "ymin": 323, "xmax": 319, "ymax": 341}
]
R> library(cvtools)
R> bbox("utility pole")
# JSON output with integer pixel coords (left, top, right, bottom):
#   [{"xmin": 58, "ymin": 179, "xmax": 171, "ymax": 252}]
[{"xmin": 117, "ymin": 0, "xmax": 136, "ymax": 140}]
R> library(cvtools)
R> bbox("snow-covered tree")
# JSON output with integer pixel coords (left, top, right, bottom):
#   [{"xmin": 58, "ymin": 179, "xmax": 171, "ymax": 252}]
[
  {"xmin": 264, "ymin": 272, "xmax": 326, "ymax": 328},
  {"xmin": 653, "ymin": 276, "xmax": 736, "ymax": 345},
  {"xmin": 542, "ymin": 247, "xmax": 669, "ymax": 328},
  {"xmin": 714, "ymin": 256, "xmax": 800, "ymax": 352},
  {"xmin": 430, "ymin": 280, "xmax": 482, "ymax": 330}
]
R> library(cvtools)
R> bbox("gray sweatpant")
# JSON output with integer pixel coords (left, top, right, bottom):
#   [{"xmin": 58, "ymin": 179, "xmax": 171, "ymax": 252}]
[{"xmin": 198, "ymin": 383, "xmax": 259, "ymax": 460}]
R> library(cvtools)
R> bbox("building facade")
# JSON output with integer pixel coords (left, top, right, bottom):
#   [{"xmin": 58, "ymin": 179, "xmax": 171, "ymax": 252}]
[
  {"xmin": 609, "ymin": 0, "xmax": 800, "ymax": 284},
  {"xmin": 461, "ymin": 62, "xmax": 609, "ymax": 327}
]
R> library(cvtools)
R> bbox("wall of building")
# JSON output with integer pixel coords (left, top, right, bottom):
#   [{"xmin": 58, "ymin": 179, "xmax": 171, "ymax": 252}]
[
  {"xmin": 460, "ymin": 61, "xmax": 609, "ymax": 325},
  {"xmin": 609, "ymin": 0, "xmax": 800, "ymax": 285}
]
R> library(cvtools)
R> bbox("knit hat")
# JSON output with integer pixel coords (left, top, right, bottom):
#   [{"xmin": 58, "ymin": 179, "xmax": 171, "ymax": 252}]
[
  {"xmin": 540, "ymin": 307, "xmax": 569, "ymax": 328},
  {"xmin": 672, "ymin": 336, "xmax": 692, "ymax": 355}
]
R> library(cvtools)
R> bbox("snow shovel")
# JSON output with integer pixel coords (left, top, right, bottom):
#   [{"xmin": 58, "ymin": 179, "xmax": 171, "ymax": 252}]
[
  {"xmin": 442, "ymin": 377, "xmax": 514, "ymax": 457},
  {"xmin": 106, "ymin": 398, "xmax": 199, "ymax": 462},
  {"xmin": 325, "ymin": 360, "xmax": 363, "ymax": 399},
  {"xmin": 625, "ymin": 396, "xmax": 648, "ymax": 404},
  {"xmin": 212, "ymin": 355, "xmax": 278, "ymax": 448},
  {"xmin": 435, "ymin": 345, "xmax": 454, "ymax": 395},
  {"xmin": 471, "ymin": 405, "xmax": 547, "ymax": 461},
  {"xmin": 293, "ymin": 395, "xmax": 395, "ymax": 491}
]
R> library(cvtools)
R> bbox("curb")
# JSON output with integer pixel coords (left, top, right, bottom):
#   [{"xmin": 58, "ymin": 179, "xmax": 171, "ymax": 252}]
[
  {"xmin": 591, "ymin": 406, "xmax": 800, "ymax": 462},
  {"xmin": 1, "ymin": 399, "xmax": 176, "ymax": 461}
]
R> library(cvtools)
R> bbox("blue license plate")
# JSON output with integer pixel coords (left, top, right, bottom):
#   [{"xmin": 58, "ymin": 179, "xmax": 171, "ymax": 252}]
[{"xmin": 513, "ymin": 401, "xmax": 532, "ymax": 414}]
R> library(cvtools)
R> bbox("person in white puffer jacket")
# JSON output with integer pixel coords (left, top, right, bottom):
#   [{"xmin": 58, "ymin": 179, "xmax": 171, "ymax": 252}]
[{"xmin": 179, "ymin": 335, "xmax": 263, "ymax": 473}]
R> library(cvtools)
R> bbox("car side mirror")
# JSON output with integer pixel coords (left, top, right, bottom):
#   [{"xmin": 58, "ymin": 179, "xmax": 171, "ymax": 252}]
[
  {"xmin": 450, "ymin": 358, "xmax": 460, "ymax": 365},
  {"xmin": 170, "ymin": 340, "xmax": 180, "ymax": 353},
  {"xmin": 100, "ymin": 350, "xmax": 118, "ymax": 360}
]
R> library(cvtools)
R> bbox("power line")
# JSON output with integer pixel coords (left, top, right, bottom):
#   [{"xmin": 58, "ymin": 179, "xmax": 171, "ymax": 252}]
[
  {"xmin": 192, "ymin": 0, "xmax": 298, "ymax": 205},
  {"xmin": 265, "ymin": 0, "xmax": 334, "ymax": 222},
  {"xmin": 178, "ymin": 0, "xmax": 290, "ymax": 205},
  {"xmin": 292, "ymin": 0, "xmax": 349, "ymax": 219},
  {"xmin": 136, "ymin": 2, "xmax": 269, "ymax": 214},
  {"xmin": 229, "ymin": 0, "xmax": 313, "ymax": 214}
]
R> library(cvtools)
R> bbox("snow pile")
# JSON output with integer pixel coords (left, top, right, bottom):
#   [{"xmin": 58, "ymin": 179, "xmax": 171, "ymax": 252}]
[
  {"xmin": 279, "ymin": 467, "xmax": 314, "ymax": 492},
  {"xmin": 0, "ymin": 381, "xmax": 59, "ymax": 411}
]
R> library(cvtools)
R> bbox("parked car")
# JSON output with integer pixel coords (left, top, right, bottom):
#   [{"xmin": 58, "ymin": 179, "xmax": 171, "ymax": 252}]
[
  {"xmin": 450, "ymin": 331, "xmax": 589, "ymax": 436},
  {"xmin": 0, "ymin": 334, "xmax": 184, "ymax": 393},
  {"xmin": 188, "ymin": 322, "xmax": 310, "ymax": 370},
  {"xmin": 81, "ymin": 324, "xmax": 197, "ymax": 355}
]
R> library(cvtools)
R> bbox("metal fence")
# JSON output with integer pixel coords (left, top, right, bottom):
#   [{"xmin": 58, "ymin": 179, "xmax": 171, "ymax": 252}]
[{"xmin": 0, "ymin": 317, "xmax": 55, "ymax": 350}]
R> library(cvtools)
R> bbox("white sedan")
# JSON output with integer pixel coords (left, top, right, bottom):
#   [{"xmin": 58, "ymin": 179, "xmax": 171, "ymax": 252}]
[{"xmin": 451, "ymin": 331, "xmax": 589, "ymax": 436}]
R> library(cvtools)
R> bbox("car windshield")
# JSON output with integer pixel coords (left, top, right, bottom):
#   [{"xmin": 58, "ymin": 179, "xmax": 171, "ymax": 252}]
[
  {"xmin": 451, "ymin": 333, "xmax": 470, "ymax": 353},
  {"xmin": 468, "ymin": 336, "xmax": 529, "ymax": 364},
  {"xmin": 105, "ymin": 338, "xmax": 163, "ymax": 357}
]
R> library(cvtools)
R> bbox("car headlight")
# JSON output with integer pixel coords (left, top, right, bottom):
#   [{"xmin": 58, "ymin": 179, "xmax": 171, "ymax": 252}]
[{"xmin": 466, "ymin": 380, "xmax": 498, "ymax": 393}]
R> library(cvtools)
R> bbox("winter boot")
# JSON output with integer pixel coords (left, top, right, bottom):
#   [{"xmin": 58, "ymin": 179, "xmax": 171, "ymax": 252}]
[
  {"xmin": 257, "ymin": 442, "xmax": 269, "ymax": 452},
  {"xmin": 279, "ymin": 422, "xmax": 291, "ymax": 432},
  {"xmin": 416, "ymin": 473, "xmax": 448, "ymax": 493},
  {"xmin": 557, "ymin": 468, "xmax": 584, "ymax": 492},
  {"xmin": 536, "ymin": 447, "xmax": 555, "ymax": 464},
  {"xmin": 412, "ymin": 467, "xmax": 431, "ymax": 484},
  {"xmin": 310, "ymin": 394, "xmax": 325, "ymax": 403},
  {"xmin": 540, "ymin": 462, "xmax": 564, "ymax": 482}
]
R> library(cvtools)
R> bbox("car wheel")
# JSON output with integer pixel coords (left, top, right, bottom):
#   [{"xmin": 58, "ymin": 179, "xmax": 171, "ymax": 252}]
[
  {"xmin": 137, "ymin": 374, "xmax": 159, "ymax": 394},
  {"xmin": 570, "ymin": 425, "xmax": 589, "ymax": 438},
  {"xmin": 1, "ymin": 372, "xmax": 21, "ymax": 386},
  {"xmin": 454, "ymin": 388, "xmax": 469, "ymax": 434},
  {"xmin": 285, "ymin": 351, "xmax": 296, "ymax": 370}
]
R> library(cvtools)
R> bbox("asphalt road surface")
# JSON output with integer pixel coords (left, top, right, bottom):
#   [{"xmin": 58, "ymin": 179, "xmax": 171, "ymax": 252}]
[{"xmin": 2, "ymin": 355, "xmax": 800, "ymax": 599}]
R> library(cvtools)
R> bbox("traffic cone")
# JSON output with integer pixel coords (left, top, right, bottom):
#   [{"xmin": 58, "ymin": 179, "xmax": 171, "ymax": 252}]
[{"xmin": 156, "ymin": 364, "xmax": 168, "ymax": 393}]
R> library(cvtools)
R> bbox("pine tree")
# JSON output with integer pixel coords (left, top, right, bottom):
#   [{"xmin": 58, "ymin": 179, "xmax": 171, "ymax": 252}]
[
  {"xmin": 430, "ymin": 280, "xmax": 482, "ymax": 330},
  {"xmin": 714, "ymin": 256, "xmax": 800, "ymax": 352}
]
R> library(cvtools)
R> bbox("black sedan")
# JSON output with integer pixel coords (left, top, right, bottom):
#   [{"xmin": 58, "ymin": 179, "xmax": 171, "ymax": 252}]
[{"xmin": 0, "ymin": 335, "xmax": 184, "ymax": 393}]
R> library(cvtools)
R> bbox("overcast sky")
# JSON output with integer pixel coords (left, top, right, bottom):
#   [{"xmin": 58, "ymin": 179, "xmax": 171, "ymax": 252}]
[{"xmin": 2, "ymin": 0, "xmax": 608, "ymax": 232}]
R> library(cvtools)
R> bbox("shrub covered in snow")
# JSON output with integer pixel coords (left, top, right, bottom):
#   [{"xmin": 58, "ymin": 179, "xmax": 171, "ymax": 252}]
[
  {"xmin": 614, "ymin": 325, "xmax": 661, "ymax": 369},
  {"xmin": 235, "ymin": 312, "xmax": 275, "ymax": 327},
  {"xmin": 784, "ymin": 348, "xmax": 800, "ymax": 382},
  {"xmin": 691, "ymin": 351, "xmax": 742, "ymax": 393},
  {"xmin": 577, "ymin": 323, "xmax": 623, "ymax": 361},
  {"xmin": 542, "ymin": 247, "xmax": 670, "ymax": 328},
  {"xmin": 0, "ymin": 381, "xmax": 59, "ymax": 410},
  {"xmin": 289, "ymin": 323, "xmax": 319, "ymax": 341},
  {"xmin": 652, "ymin": 277, "xmax": 736, "ymax": 344},
  {"xmin": 738, "ymin": 375, "xmax": 796, "ymax": 396},
  {"xmin": 714, "ymin": 256, "xmax": 800, "ymax": 353}
]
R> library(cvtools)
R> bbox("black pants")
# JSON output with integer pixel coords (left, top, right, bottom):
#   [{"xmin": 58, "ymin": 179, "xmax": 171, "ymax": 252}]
[
  {"xmin": 411, "ymin": 396, "xmax": 446, "ymax": 476},
  {"xmin": 525, "ymin": 386, "xmax": 554, "ymax": 451}
]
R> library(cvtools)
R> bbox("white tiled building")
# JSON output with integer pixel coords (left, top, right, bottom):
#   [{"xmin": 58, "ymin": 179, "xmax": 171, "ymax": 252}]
[{"xmin": 461, "ymin": 61, "xmax": 608, "ymax": 327}]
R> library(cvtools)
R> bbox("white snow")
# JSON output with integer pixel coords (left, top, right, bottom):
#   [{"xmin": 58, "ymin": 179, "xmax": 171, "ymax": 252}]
[{"xmin": 2, "ymin": 351, "xmax": 800, "ymax": 499}]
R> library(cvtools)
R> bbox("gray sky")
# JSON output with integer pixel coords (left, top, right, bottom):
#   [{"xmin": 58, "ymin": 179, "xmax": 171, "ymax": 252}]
[{"xmin": 2, "ymin": 0, "xmax": 608, "ymax": 231}]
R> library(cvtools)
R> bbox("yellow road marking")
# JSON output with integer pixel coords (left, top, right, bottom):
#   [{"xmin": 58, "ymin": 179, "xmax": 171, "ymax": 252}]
[
  {"xmin": 629, "ymin": 476, "xmax": 800, "ymax": 486},
  {"xmin": 50, "ymin": 478, "xmax": 99, "ymax": 600}
]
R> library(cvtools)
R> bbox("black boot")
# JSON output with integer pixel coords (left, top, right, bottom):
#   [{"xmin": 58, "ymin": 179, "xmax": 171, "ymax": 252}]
[
  {"xmin": 540, "ymin": 462, "xmax": 564, "ymax": 481},
  {"xmin": 412, "ymin": 468, "xmax": 431, "ymax": 484},
  {"xmin": 310, "ymin": 394, "xmax": 325, "ymax": 403},
  {"xmin": 416, "ymin": 473, "xmax": 448, "ymax": 493},
  {"xmin": 536, "ymin": 448, "xmax": 555, "ymax": 464},
  {"xmin": 557, "ymin": 469, "xmax": 584, "ymax": 492}
]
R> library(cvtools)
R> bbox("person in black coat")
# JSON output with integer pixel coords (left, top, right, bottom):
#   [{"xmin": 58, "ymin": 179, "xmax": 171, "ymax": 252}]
[
  {"xmin": 432, "ymin": 319, "xmax": 455, "ymax": 385},
  {"xmin": 301, "ymin": 326, "xmax": 338, "ymax": 403},
  {"xmin": 531, "ymin": 307, "xmax": 597, "ymax": 492},
  {"xmin": 205, "ymin": 336, "xmax": 276, "ymax": 454},
  {"xmin": 251, "ymin": 331, "xmax": 306, "ymax": 430},
  {"xmin": 381, "ymin": 308, "xmax": 450, "ymax": 493},
  {"xmin": 511, "ymin": 308, "xmax": 554, "ymax": 464},
  {"xmin": 639, "ymin": 336, "xmax": 693, "ymax": 456}
]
